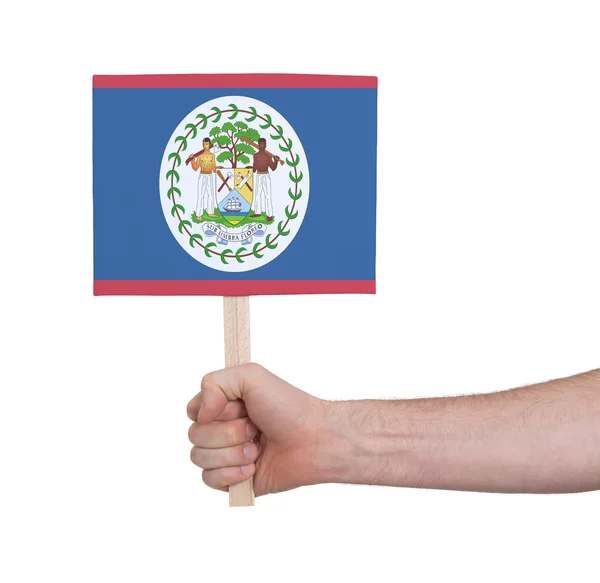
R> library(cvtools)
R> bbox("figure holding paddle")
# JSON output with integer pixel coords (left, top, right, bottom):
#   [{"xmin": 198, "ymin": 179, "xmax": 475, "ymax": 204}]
[
  {"xmin": 249, "ymin": 138, "xmax": 279, "ymax": 221},
  {"xmin": 188, "ymin": 137, "xmax": 223, "ymax": 219}
]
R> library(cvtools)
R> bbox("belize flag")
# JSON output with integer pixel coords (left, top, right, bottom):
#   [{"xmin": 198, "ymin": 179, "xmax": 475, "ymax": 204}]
[{"xmin": 93, "ymin": 74, "xmax": 377, "ymax": 295}]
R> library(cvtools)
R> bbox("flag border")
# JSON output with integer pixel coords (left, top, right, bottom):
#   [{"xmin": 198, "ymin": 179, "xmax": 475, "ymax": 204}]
[
  {"xmin": 94, "ymin": 280, "xmax": 376, "ymax": 296},
  {"xmin": 93, "ymin": 74, "xmax": 377, "ymax": 89}
]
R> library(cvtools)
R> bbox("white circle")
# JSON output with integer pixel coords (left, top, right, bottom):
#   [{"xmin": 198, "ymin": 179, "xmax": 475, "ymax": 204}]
[{"xmin": 159, "ymin": 96, "xmax": 310, "ymax": 272}]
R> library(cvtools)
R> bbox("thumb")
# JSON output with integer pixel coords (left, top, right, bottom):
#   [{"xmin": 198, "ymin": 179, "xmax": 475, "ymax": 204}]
[
  {"xmin": 193, "ymin": 363, "xmax": 266, "ymax": 425},
  {"xmin": 191, "ymin": 364, "xmax": 314, "ymax": 438}
]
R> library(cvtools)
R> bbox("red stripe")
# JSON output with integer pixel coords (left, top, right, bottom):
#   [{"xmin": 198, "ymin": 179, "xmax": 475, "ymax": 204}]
[
  {"xmin": 94, "ymin": 280, "xmax": 375, "ymax": 296},
  {"xmin": 92, "ymin": 74, "xmax": 377, "ymax": 89}
]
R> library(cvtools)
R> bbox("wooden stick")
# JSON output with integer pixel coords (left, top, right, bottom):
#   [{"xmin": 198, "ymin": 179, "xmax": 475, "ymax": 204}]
[
  {"xmin": 223, "ymin": 296, "xmax": 256, "ymax": 507},
  {"xmin": 240, "ymin": 136, "xmax": 285, "ymax": 165}
]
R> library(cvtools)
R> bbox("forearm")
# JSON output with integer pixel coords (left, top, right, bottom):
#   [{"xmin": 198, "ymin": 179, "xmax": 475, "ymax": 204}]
[{"xmin": 320, "ymin": 369, "xmax": 600, "ymax": 493}]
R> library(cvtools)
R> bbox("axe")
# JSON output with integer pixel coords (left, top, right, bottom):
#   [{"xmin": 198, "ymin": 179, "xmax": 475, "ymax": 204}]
[{"xmin": 217, "ymin": 170, "xmax": 232, "ymax": 192}]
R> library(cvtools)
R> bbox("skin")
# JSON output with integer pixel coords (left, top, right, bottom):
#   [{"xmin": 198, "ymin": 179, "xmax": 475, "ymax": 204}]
[
  {"xmin": 187, "ymin": 364, "xmax": 600, "ymax": 496},
  {"xmin": 253, "ymin": 140, "xmax": 280, "ymax": 173},
  {"xmin": 191, "ymin": 141, "xmax": 217, "ymax": 173},
  {"xmin": 247, "ymin": 140, "xmax": 278, "ymax": 220},
  {"xmin": 190, "ymin": 141, "xmax": 223, "ymax": 219}
]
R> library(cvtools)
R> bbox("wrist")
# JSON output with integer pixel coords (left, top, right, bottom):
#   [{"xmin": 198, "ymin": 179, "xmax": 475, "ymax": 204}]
[{"xmin": 312, "ymin": 400, "xmax": 414, "ymax": 487}]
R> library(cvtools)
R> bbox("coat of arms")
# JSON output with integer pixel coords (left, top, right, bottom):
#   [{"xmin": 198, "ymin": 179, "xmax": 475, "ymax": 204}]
[{"xmin": 160, "ymin": 96, "xmax": 310, "ymax": 272}]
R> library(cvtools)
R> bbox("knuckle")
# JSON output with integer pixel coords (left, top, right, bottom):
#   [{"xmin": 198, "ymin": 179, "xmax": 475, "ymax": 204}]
[
  {"xmin": 226, "ymin": 401, "xmax": 244, "ymax": 419},
  {"xmin": 232, "ymin": 444, "xmax": 247, "ymax": 465},
  {"xmin": 201, "ymin": 470, "xmax": 212, "ymax": 487},
  {"xmin": 191, "ymin": 447, "xmax": 209, "ymax": 469},
  {"xmin": 239, "ymin": 441, "xmax": 257, "ymax": 463},
  {"xmin": 186, "ymin": 403, "xmax": 195, "ymax": 420},
  {"xmin": 187, "ymin": 423, "xmax": 198, "ymax": 444},
  {"xmin": 200, "ymin": 372, "xmax": 216, "ymax": 391},
  {"xmin": 243, "ymin": 362, "xmax": 264, "ymax": 377},
  {"xmin": 202, "ymin": 469, "xmax": 225, "ymax": 490}
]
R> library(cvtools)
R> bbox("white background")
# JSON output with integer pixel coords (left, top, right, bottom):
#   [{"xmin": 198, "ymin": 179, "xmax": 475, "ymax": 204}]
[{"xmin": 1, "ymin": 1, "xmax": 599, "ymax": 582}]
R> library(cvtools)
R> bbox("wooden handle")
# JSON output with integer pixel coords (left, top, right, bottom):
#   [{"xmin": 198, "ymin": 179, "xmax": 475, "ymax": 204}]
[
  {"xmin": 223, "ymin": 296, "xmax": 255, "ymax": 507},
  {"xmin": 240, "ymin": 135, "xmax": 285, "ymax": 165}
]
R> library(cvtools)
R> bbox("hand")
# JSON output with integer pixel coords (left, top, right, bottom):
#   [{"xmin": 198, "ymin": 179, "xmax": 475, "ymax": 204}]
[{"xmin": 187, "ymin": 363, "xmax": 337, "ymax": 496}]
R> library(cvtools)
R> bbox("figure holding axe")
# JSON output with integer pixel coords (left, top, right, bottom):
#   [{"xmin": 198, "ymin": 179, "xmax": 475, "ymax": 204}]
[
  {"xmin": 187, "ymin": 137, "xmax": 223, "ymax": 219},
  {"xmin": 244, "ymin": 137, "xmax": 281, "ymax": 221}
]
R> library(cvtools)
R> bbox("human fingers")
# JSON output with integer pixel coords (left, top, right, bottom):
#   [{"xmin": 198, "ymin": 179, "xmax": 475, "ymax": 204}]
[
  {"xmin": 190, "ymin": 441, "xmax": 259, "ymax": 470},
  {"xmin": 202, "ymin": 464, "xmax": 256, "ymax": 491},
  {"xmin": 188, "ymin": 418, "xmax": 258, "ymax": 449},
  {"xmin": 195, "ymin": 365, "xmax": 265, "ymax": 425},
  {"xmin": 187, "ymin": 396, "xmax": 246, "ymax": 422}
]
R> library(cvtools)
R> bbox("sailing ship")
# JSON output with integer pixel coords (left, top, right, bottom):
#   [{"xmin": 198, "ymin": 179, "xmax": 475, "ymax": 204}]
[{"xmin": 223, "ymin": 197, "xmax": 243, "ymax": 213}]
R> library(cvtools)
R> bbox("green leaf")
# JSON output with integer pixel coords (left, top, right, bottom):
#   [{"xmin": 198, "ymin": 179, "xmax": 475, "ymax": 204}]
[
  {"xmin": 174, "ymin": 136, "xmax": 187, "ymax": 151},
  {"xmin": 178, "ymin": 220, "xmax": 192, "ymax": 234},
  {"xmin": 285, "ymin": 205, "xmax": 298, "ymax": 220},
  {"xmin": 185, "ymin": 123, "xmax": 198, "ymax": 139},
  {"xmin": 166, "ymin": 169, "xmax": 180, "ymax": 184},
  {"xmin": 235, "ymin": 134, "xmax": 256, "ymax": 153},
  {"xmin": 234, "ymin": 121, "xmax": 248, "ymax": 130},
  {"xmin": 270, "ymin": 125, "xmax": 284, "ymax": 140},
  {"xmin": 211, "ymin": 106, "xmax": 222, "ymax": 123},
  {"xmin": 167, "ymin": 186, "xmax": 182, "ymax": 199},
  {"xmin": 209, "ymin": 126, "xmax": 221, "ymax": 137},
  {"xmin": 221, "ymin": 249, "xmax": 232, "ymax": 265},
  {"xmin": 288, "ymin": 187, "xmax": 302, "ymax": 201},
  {"xmin": 236, "ymin": 154, "xmax": 250, "ymax": 165},
  {"xmin": 235, "ymin": 142, "xmax": 254, "ymax": 155},
  {"xmin": 222, "ymin": 121, "xmax": 235, "ymax": 133},
  {"xmin": 227, "ymin": 104, "xmax": 239, "ymax": 119},
  {"xmin": 217, "ymin": 151, "xmax": 233, "ymax": 163},
  {"xmin": 259, "ymin": 114, "xmax": 272, "ymax": 129},
  {"xmin": 168, "ymin": 152, "xmax": 181, "ymax": 167},
  {"xmin": 215, "ymin": 135, "xmax": 231, "ymax": 147},
  {"xmin": 265, "ymin": 234, "xmax": 278, "ymax": 250},
  {"xmin": 289, "ymin": 170, "xmax": 303, "ymax": 184},
  {"xmin": 247, "ymin": 128, "xmax": 260, "ymax": 142},
  {"xmin": 235, "ymin": 247, "xmax": 246, "ymax": 263},
  {"xmin": 252, "ymin": 242, "xmax": 263, "ymax": 258},
  {"xmin": 196, "ymin": 114, "xmax": 208, "ymax": 129},
  {"xmin": 189, "ymin": 233, "xmax": 203, "ymax": 248},
  {"xmin": 277, "ymin": 221, "xmax": 290, "ymax": 236},
  {"xmin": 171, "ymin": 203, "xmax": 185, "ymax": 217},
  {"xmin": 245, "ymin": 106, "xmax": 257, "ymax": 122},
  {"xmin": 279, "ymin": 138, "xmax": 292, "ymax": 152},
  {"xmin": 204, "ymin": 242, "xmax": 217, "ymax": 258},
  {"xmin": 286, "ymin": 154, "xmax": 300, "ymax": 167}
]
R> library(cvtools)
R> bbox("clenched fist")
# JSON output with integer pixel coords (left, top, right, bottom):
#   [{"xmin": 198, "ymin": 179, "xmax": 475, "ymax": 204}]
[{"xmin": 187, "ymin": 364, "xmax": 340, "ymax": 496}]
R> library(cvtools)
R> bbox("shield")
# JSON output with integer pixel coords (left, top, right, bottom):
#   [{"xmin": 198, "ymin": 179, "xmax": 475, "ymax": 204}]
[{"xmin": 216, "ymin": 168, "xmax": 253, "ymax": 226}]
